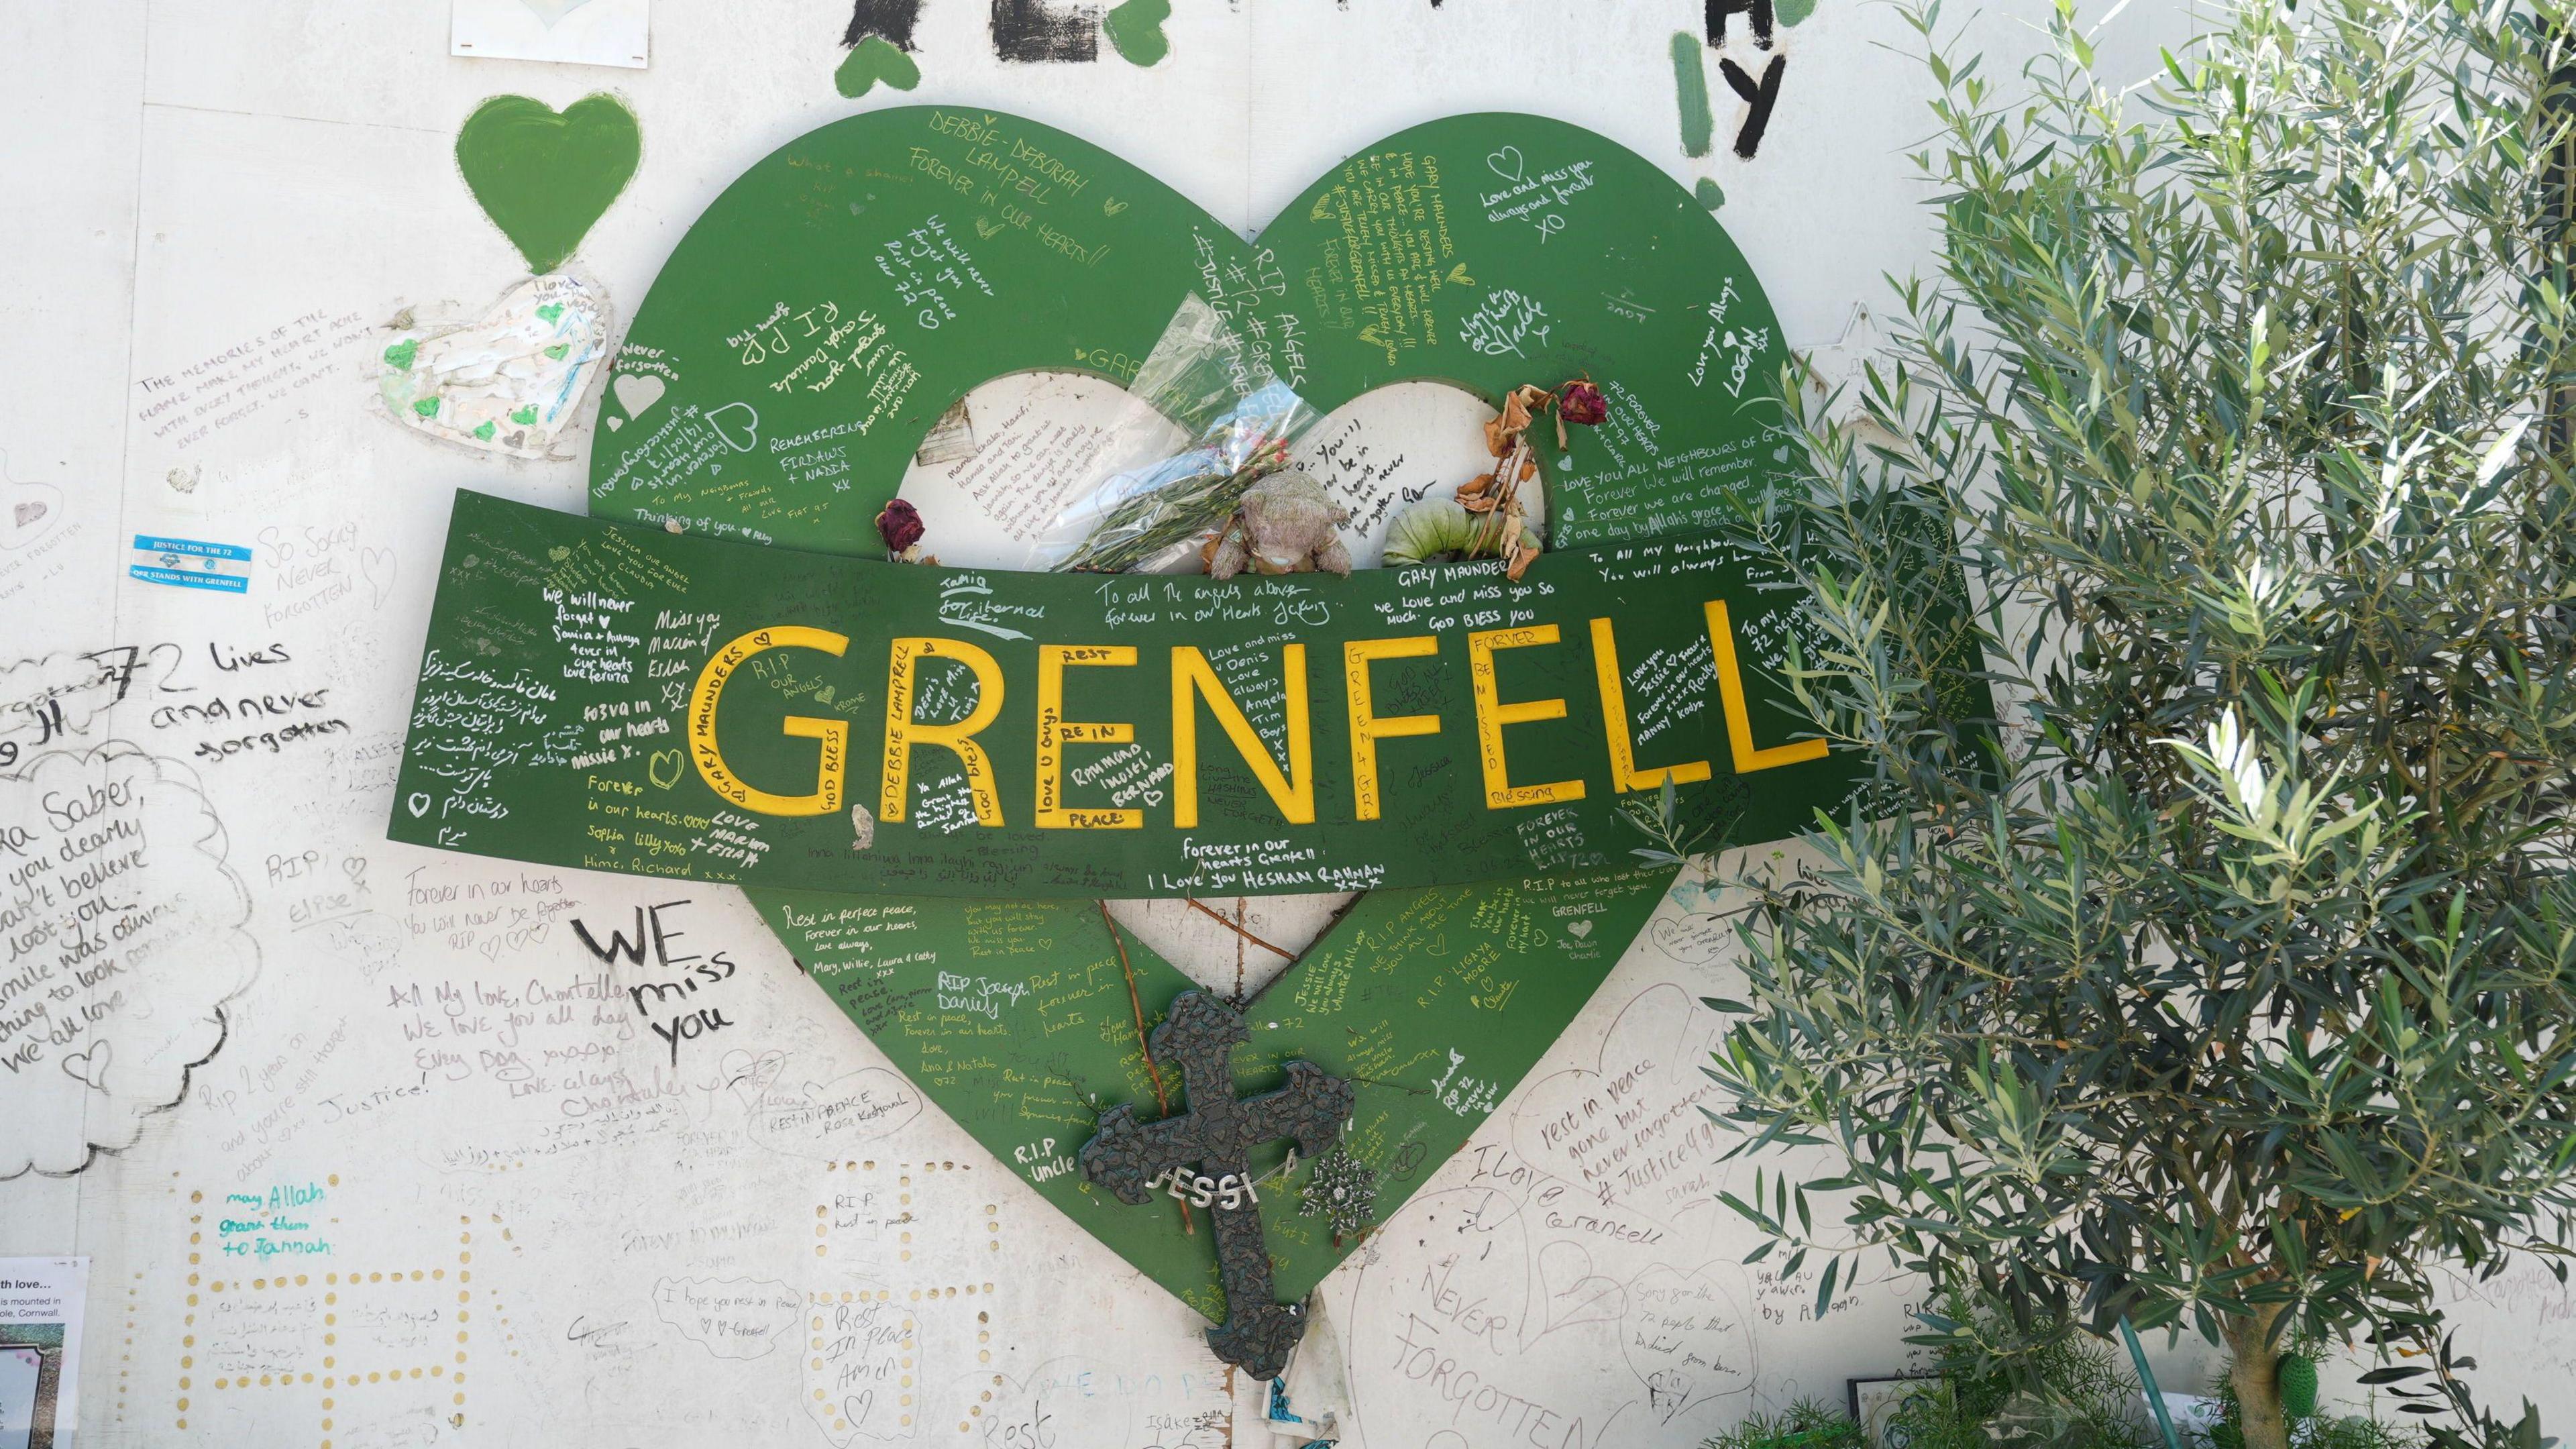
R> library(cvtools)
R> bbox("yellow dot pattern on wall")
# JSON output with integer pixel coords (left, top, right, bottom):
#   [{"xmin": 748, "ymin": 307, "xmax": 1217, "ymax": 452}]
[
  {"xmin": 170, "ymin": 1185, "xmax": 486, "ymax": 1446},
  {"xmin": 113, "ymin": 1268, "xmax": 144, "ymax": 1432},
  {"xmin": 804, "ymin": 1162, "xmax": 1008, "ymax": 1446}
]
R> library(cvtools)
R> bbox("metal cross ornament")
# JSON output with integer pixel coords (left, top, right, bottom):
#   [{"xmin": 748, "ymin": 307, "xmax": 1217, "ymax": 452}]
[{"xmin": 1080, "ymin": 991, "xmax": 1355, "ymax": 1379}]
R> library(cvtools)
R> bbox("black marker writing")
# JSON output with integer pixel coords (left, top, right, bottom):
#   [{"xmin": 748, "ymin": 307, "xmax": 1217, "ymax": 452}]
[{"xmin": 571, "ymin": 898, "xmax": 739, "ymax": 1063}]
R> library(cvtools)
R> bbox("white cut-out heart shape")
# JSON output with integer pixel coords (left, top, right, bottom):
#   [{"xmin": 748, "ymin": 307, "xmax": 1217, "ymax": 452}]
[{"xmin": 612, "ymin": 371, "xmax": 666, "ymax": 420}]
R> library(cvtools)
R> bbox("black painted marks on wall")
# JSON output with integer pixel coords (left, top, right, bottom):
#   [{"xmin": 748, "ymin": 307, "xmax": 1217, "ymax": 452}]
[
  {"xmin": 844, "ymin": 0, "xmax": 923, "ymax": 48},
  {"xmin": 992, "ymin": 0, "xmax": 1100, "ymax": 62},
  {"xmin": 848, "ymin": 0, "xmax": 1165, "ymax": 70},
  {"xmin": 1691, "ymin": 0, "xmax": 1811, "ymax": 160},
  {"xmin": 1706, "ymin": 0, "xmax": 1774, "ymax": 50},
  {"xmin": 1718, "ymin": 54, "xmax": 1786, "ymax": 159}
]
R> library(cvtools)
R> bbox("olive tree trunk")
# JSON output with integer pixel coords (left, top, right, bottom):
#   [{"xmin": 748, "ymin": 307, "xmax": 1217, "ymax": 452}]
[{"xmin": 2225, "ymin": 1306, "xmax": 2292, "ymax": 1449}]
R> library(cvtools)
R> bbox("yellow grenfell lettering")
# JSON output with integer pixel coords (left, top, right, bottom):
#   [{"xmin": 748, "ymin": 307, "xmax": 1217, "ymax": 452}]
[
  {"xmin": 1704, "ymin": 599, "xmax": 1829, "ymax": 773},
  {"xmin": 1036, "ymin": 644, "xmax": 1140, "ymax": 829},
  {"xmin": 1344, "ymin": 635, "xmax": 1441, "ymax": 822},
  {"xmin": 1588, "ymin": 616, "xmax": 1713, "ymax": 793},
  {"xmin": 1467, "ymin": 625, "xmax": 1586, "ymax": 809},
  {"xmin": 687, "ymin": 626, "xmax": 851, "ymax": 817},
  {"xmin": 879, "ymin": 637, "xmax": 1008, "ymax": 826},
  {"xmin": 1171, "ymin": 645, "xmax": 1313, "ymax": 828}
]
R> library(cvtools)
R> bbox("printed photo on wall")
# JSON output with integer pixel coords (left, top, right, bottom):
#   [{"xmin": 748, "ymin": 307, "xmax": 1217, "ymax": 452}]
[
  {"xmin": 0, "ymin": 1258, "xmax": 83, "ymax": 1449},
  {"xmin": 1848, "ymin": 1374, "xmax": 1953, "ymax": 1449},
  {"xmin": 451, "ymin": 0, "xmax": 649, "ymax": 68}
]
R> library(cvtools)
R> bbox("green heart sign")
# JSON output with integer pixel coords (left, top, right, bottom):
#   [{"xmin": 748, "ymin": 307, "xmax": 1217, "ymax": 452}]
[
  {"xmin": 455, "ymin": 92, "xmax": 642, "ymax": 274},
  {"xmin": 564, "ymin": 109, "xmax": 1828, "ymax": 1346}
]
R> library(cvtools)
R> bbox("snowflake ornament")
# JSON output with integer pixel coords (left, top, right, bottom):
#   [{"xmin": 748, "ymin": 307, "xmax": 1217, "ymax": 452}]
[{"xmin": 1297, "ymin": 1144, "xmax": 1379, "ymax": 1242}]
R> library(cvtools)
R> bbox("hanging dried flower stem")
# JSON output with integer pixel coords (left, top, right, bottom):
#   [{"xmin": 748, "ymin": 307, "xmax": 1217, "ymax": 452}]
[{"xmin": 1451, "ymin": 376, "xmax": 1607, "ymax": 580}]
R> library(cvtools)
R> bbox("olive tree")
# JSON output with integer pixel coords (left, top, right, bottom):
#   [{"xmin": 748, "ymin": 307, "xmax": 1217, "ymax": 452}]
[{"xmin": 1697, "ymin": 2, "xmax": 2576, "ymax": 1446}]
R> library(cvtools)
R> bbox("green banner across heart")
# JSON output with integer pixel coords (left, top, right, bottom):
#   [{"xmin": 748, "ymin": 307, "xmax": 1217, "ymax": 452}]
[{"xmin": 386, "ymin": 491, "xmax": 1856, "ymax": 896}]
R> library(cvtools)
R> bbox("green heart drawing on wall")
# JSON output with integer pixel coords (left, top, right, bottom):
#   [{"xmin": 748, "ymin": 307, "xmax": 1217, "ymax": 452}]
[
  {"xmin": 421, "ymin": 107, "xmax": 1906, "ymax": 1361},
  {"xmin": 455, "ymin": 93, "xmax": 642, "ymax": 274}
]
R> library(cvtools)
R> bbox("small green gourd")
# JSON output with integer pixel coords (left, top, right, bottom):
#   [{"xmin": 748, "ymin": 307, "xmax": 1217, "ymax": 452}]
[{"xmin": 1380, "ymin": 498, "xmax": 1540, "ymax": 565}]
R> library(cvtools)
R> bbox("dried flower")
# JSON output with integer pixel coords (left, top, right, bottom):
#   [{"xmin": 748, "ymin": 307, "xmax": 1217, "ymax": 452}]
[
  {"xmin": 1485, "ymin": 384, "xmax": 1550, "ymax": 455},
  {"xmin": 1556, "ymin": 378, "xmax": 1607, "ymax": 427},
  {"xmin": 876, "ymin": 497, "xmax": 926, "ymax": 555}
]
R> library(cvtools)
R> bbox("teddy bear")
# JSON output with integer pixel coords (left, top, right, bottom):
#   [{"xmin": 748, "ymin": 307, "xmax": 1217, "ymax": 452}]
[{"xmin": 1208, "ymin": 470, "xmax": 1352, "ymax": 580}]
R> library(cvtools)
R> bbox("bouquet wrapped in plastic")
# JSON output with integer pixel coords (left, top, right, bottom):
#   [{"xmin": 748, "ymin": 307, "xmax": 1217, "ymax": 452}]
[{"xmin": 1032, "ymin": 294, "xmax": 1320, "ymax": 574}]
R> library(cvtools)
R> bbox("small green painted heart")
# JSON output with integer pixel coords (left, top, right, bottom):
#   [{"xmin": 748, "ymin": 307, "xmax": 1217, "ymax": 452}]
[
  {"xmin": 1104, "ymin": 0, "xmax": 1171, "ymax": 66},
  {"xmin": 455, "ymin": 93, "xmax": 641, "ymax": 275},
  {"xmin": 833, "ymin": 36, "xmax": 920, "ymax": 99}
]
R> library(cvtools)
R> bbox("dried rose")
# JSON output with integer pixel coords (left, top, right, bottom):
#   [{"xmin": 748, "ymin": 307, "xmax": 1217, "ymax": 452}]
[
  {"xmin": 1556, "ymin": 379, "xmax": 1608, "ymax": 427},
  {"xmin": 876, "ymin": 497, "xmax": 926, "ymax": 555}
]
